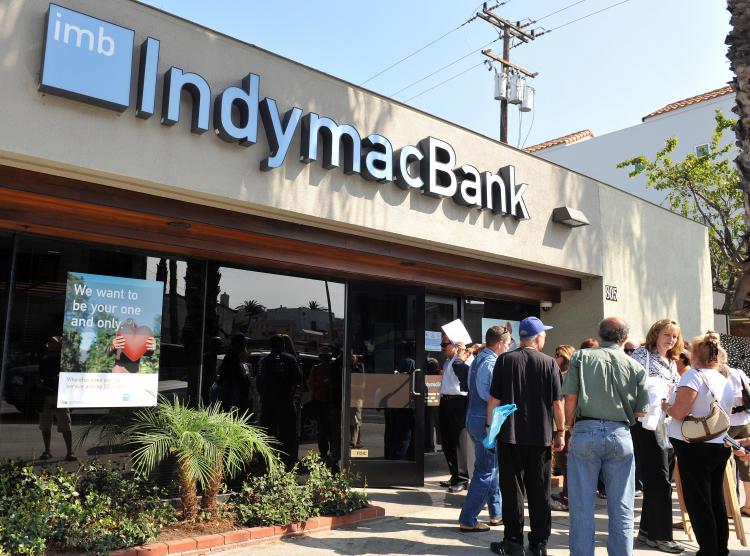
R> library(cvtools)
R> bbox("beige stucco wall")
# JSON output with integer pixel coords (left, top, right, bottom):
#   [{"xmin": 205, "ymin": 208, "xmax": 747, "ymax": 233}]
[{"xmin": 0, "ymin": 0, "xmax": 714, "ymax": 341}]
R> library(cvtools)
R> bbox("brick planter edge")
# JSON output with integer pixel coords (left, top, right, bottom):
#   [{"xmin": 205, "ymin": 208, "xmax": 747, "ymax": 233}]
[{"xmin": 111, "ymin": 505, "xmax": 385, "ymax": 556}]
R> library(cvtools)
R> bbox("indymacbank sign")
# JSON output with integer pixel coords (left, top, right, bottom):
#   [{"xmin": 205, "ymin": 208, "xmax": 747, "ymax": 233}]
[{"xmin": 39, "ymin": 4, "xmax": 531, "ymax": 220}]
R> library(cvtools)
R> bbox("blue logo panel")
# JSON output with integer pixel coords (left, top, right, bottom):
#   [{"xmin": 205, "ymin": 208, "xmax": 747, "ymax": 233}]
[{"xmin": 39, "ymin": 4, "xmax": 134, "ymax": 111}]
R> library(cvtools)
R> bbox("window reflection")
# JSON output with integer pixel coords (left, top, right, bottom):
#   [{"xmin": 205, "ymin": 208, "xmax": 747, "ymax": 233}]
[{"xmin": 213, "ymin": 266, "xmax": 345, "ymax": 471}]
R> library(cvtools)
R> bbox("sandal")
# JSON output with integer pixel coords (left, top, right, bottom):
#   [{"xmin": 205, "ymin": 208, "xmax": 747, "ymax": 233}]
[
  {"xmin": 459, "ymin": 522, "xmax": 491, "ymax": 533},
  {"xmin": 488, "ymin": 518, "xmax": 503, "ymax": 526},
  {"xmin": 742, "ymin": 506, "xmax": 750, "ymax": 517}
]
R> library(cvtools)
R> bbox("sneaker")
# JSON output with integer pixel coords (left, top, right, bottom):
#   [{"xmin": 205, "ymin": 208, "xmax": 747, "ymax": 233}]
[
  {"xmin": 39, "ymin": 451, "xmax": 52, "ymax": 460},
  {"xmin": 550, "ymin": 498, "xmax": 568, "ymax": 512},
  {"xmin": 529, "ymin": 542, "xmax": 547, "ymax": 556},
  {"xmin": 448, "ymin": 481, "xmax": 467, "ymax": 493},
  {"xmin": 652, "ymin": 540, "xmax": 684, "ymax": 553},
  {"xmin": 636, "ymin": 531, "xmax": 650, "ymax": 545}
]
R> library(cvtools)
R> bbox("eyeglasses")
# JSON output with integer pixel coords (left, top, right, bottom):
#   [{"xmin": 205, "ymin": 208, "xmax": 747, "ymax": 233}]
[
  {"xmin": 440, "ymin": 342, "xmax": 452, "ymax": 348},
  {"xmin": 624, "ymin": 348, "xmax": 635, "ymax": 354}
]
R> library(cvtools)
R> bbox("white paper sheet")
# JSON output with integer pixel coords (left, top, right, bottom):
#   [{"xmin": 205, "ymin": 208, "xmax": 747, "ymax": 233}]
[{"xmin": 441, "ymin": 319, "xmax": 472, "ymax": 345}]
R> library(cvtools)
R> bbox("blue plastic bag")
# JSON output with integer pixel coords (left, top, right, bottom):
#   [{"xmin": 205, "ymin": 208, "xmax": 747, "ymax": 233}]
[{"xmin": 483, "ymin": 403, "xmax": 518, "ymax": 449}]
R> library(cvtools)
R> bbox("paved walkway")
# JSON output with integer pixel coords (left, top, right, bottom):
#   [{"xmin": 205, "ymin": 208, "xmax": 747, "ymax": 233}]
[{"xmin": 226, "ymin": 456, "xmax": 750, "ymax": 555}]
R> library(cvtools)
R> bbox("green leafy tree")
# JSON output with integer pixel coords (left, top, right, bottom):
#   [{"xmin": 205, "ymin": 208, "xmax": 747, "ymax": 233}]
[{"xmin": 618, "ymin": 111, "xmax": 748, "ymax": 313}]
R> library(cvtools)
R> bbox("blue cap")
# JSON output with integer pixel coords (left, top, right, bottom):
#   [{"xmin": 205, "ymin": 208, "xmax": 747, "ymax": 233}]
[{"xmin": 518, "ymin": 316, "xmax": 553, "ymax": 338}]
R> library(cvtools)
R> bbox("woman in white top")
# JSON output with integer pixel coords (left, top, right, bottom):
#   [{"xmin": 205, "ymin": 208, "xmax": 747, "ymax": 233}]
[
  {"xmin": 665, "ymin": 332, "xmax": 734, "ymax": 556},
  {"xmin": 725, "ymin": 354, "xmax": 750, "ymax": 516},
  {"xmin": 630, "ymin": 318, "xmax": 683, "ymax": 553}
]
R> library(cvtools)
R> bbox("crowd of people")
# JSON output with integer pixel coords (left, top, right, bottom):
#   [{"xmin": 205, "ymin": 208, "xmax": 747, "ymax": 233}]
[{"xmin": 447, "ymin": 315, "xmax": 750, "ymax": 556}]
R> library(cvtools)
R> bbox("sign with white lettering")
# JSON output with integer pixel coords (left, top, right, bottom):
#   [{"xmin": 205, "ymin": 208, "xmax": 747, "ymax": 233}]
[
  {"xmin": 40, "ymin": 4, "xmax": 134, "ymax": 111},
  {"xmin": 58, "ymin": 272, "xmax": 164, "ymax": 408},
  {"xmin": 37, "ymin": 4, "xmax": 531, "ymax": 221}
]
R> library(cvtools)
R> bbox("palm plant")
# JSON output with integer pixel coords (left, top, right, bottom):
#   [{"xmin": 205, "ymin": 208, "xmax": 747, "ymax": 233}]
[{"xmin": 125, "ymin": 397, "xmax": 277, "ymax": 520}]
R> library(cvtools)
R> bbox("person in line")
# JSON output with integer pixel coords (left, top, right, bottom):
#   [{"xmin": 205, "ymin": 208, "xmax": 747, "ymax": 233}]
[
  {"xmin": 438, "ymin": 335, "xmax": 471, "ymax": 492},
  {"xmin": 723, "ymin": 351, "xmax": 750, "ymax": 517},
  {"xmin": 631, "ymin": 319, "xmax": 683, "ymax": 553},
  {"xmin": 624, "ymin": 339, "xmax": 640, "ymax": 356},
  {"xmin": 580, "ymin": 338, "xmax": 599, "ymax": 350},
  {"xmin": 665, "ymin": 333, "xmax": 734, "ymax": 556},
  {"xmin": 551, "ymin": 344, "xmax": 575, "ymax": 511},
  {"xmin": 624, "ymin": 338, "xmax": 644, "ymax": 497},
  {"xmin": 676, "ymin": 351, "xmax": 691, "ymax": 377},
  {"xmin": 458, "ymin": 325, "xmax": 512, "ymax": 532},
  {"xmin": 258, "ymin": 334, "xmax": 303, "ymax": 470},
  {"xmin": 564, "ymin": 317, "xmax": 649, "ymax": 556},
  {"xmin": 486, "ymin": 317, "xmax": 564, "ymax": 556}
]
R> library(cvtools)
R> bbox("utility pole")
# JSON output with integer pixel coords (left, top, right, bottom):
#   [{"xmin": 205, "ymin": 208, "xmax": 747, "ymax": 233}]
[{"xmin": 476, "ymin": 3, "xmax": 538, "ymax": 144}]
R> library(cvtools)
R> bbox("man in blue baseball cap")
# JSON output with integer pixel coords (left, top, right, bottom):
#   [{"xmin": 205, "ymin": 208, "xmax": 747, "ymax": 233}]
[{"xmin": 486, "ymin": 316, "xmax": 564, "ymax": 556}]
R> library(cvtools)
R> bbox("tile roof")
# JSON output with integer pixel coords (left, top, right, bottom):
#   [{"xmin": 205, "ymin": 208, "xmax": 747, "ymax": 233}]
[
  {"xmin": 641, "ymin": 85, "xmax": 733, "ymax": 121},
  {"xmin": 523, "ymin": 129, "xmax": 595, "ymax": 153}
]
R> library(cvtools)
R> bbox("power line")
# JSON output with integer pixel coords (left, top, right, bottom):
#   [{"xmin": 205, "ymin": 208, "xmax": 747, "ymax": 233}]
[
  {"xmin": 404, "ymin": 61, "xmax": 486, "ymax": 103},
  {"xmin": 544, "ymin": 0, "xmax": 633, "ymax": 33},
  {"xmin": 359, "ymin": 8, "xmax": 483, "ymax": 86},
  {"xmin": 390, "ymin": 35, "xmax": 501, "ymax": 98},
  {"xmin": 530, "ymin": 0, "xmax": 589, "ymax": 24}
]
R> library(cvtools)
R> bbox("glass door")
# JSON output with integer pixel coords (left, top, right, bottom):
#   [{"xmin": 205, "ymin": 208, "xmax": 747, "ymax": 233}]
[{"xmin": 344, "ymin": 282, "xmax": 425, "ymax": 487}]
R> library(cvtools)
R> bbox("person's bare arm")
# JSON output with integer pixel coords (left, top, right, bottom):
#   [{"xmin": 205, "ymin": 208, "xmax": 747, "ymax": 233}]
[
  {"xmin": 665, "ymin": 387, "xmax": 699, "ymax": 420},
  {"xmin": 552, "ymin": 399, "xmax": 566, "ymax": 452}
]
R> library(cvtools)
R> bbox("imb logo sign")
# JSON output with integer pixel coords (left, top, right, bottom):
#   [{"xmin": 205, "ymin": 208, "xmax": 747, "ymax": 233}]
[{"xmin": 39, "ymin": 4, "xmax": 134, "ymax": 111}]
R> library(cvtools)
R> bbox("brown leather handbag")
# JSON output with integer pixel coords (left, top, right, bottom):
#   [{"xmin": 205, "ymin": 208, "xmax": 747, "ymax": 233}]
[{"xmin": 681, "ymin": 372, "xmax": 730, "ymax": 443}]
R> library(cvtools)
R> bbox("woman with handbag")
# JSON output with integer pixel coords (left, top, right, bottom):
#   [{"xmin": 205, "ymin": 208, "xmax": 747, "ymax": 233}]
[
  {"xmin": 665, "ymin": 332, "xmax": 734, "ymax": 556},
  {"xmin": 631, "ymin": 319, "xmax": 683, "ymax": 553}
]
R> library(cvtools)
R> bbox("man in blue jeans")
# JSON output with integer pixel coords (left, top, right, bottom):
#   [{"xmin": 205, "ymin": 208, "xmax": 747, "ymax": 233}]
[
  {"xmin": 563, "ymin": 317, "xmax": 649, "ymax": 556},
  {"xmin": 458, "ymin": 325, "xmax": 512, "ymax": 532}
]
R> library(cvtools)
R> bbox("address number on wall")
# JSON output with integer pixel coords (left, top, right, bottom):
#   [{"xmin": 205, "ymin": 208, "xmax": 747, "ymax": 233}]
[{"xmin": 605, "ymin": 285, "xmax": 618, "ymax": 302}]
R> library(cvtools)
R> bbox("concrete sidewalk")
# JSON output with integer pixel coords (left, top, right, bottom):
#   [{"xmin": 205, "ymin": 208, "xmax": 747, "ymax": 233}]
[{"xmin": 225, "ymin": 454, "xmax": 750, "ymax": 555}]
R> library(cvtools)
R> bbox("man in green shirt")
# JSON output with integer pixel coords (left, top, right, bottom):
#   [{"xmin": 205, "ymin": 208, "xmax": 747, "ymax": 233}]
[{"xmin": 563, "ymin": 317, "xmax": 648, "ymax": 556}]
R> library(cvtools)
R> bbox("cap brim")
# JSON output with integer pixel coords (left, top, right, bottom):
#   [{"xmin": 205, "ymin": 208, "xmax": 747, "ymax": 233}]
[{"xmin": 543, "ymin": 325, "xmax": 553, "ymax": 331}]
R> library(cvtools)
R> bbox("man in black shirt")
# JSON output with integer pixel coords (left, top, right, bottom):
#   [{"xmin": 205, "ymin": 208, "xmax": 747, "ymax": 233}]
[{"xmin": 487, "ymin": 317, "xmax": 564, "ymax": 556}]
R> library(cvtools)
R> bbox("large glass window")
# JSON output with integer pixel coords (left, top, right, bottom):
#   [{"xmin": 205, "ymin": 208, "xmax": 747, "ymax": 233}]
[
  {"xmin": 214, "ymin": 265, "xmax": 345, "ymax": 470},
  {"xmin": 0, "ymin": 236, "xmax": 204, "ymax": 467}
]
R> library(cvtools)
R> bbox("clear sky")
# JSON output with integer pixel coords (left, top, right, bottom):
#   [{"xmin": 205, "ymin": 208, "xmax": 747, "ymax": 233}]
[{"xmin": 138, "ymin": 0, "xmax": 732, "ymax": 149}]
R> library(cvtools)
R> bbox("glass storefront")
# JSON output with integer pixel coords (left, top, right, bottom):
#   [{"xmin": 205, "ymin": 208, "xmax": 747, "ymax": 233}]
[
  {"xmin": 0, "ymin": 234, "xmax": 344, "ymax": 474},
  {"xmin": 0, "ymin": 231, "xmax": 538, "ymax": 485}
]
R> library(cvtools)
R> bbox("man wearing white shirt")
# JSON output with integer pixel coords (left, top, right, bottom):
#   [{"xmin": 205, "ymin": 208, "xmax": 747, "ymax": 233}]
[{"xmin": 439, "ymin": 334, "xmax": 470, "ymax": 491}]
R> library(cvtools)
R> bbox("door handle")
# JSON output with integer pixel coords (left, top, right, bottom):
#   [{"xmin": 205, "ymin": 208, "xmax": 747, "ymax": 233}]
[{"xmin": 411, "ymin": 368, "xmax": 422, "ymax": 397}]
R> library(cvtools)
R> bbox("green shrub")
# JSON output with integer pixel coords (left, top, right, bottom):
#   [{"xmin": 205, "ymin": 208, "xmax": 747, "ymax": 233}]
[
  {"xmin": 0, "ymin": 461, "xmax": 173, "ymax": 556},
  {"xmin": 302, "ymin": 452, "xmax": 369, "ymax": 516},
  {"xmin": 232, "ymin": 454, "xmax": 369, "ymax": 527},
  {"xmin": 232, "ymin": 464, "xmax": 311, "ymax": 526}
]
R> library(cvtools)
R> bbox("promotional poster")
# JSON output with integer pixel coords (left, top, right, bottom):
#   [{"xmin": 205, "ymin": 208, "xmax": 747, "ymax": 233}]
[{"xmin": 58, "ymin": 272, "xmax": 164, "ymax": 408}]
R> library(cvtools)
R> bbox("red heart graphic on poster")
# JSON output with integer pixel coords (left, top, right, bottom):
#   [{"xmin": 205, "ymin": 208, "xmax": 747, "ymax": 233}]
[{"xmin": 116, "ymin": 324, "xmax": 154, "ymax": 361}]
